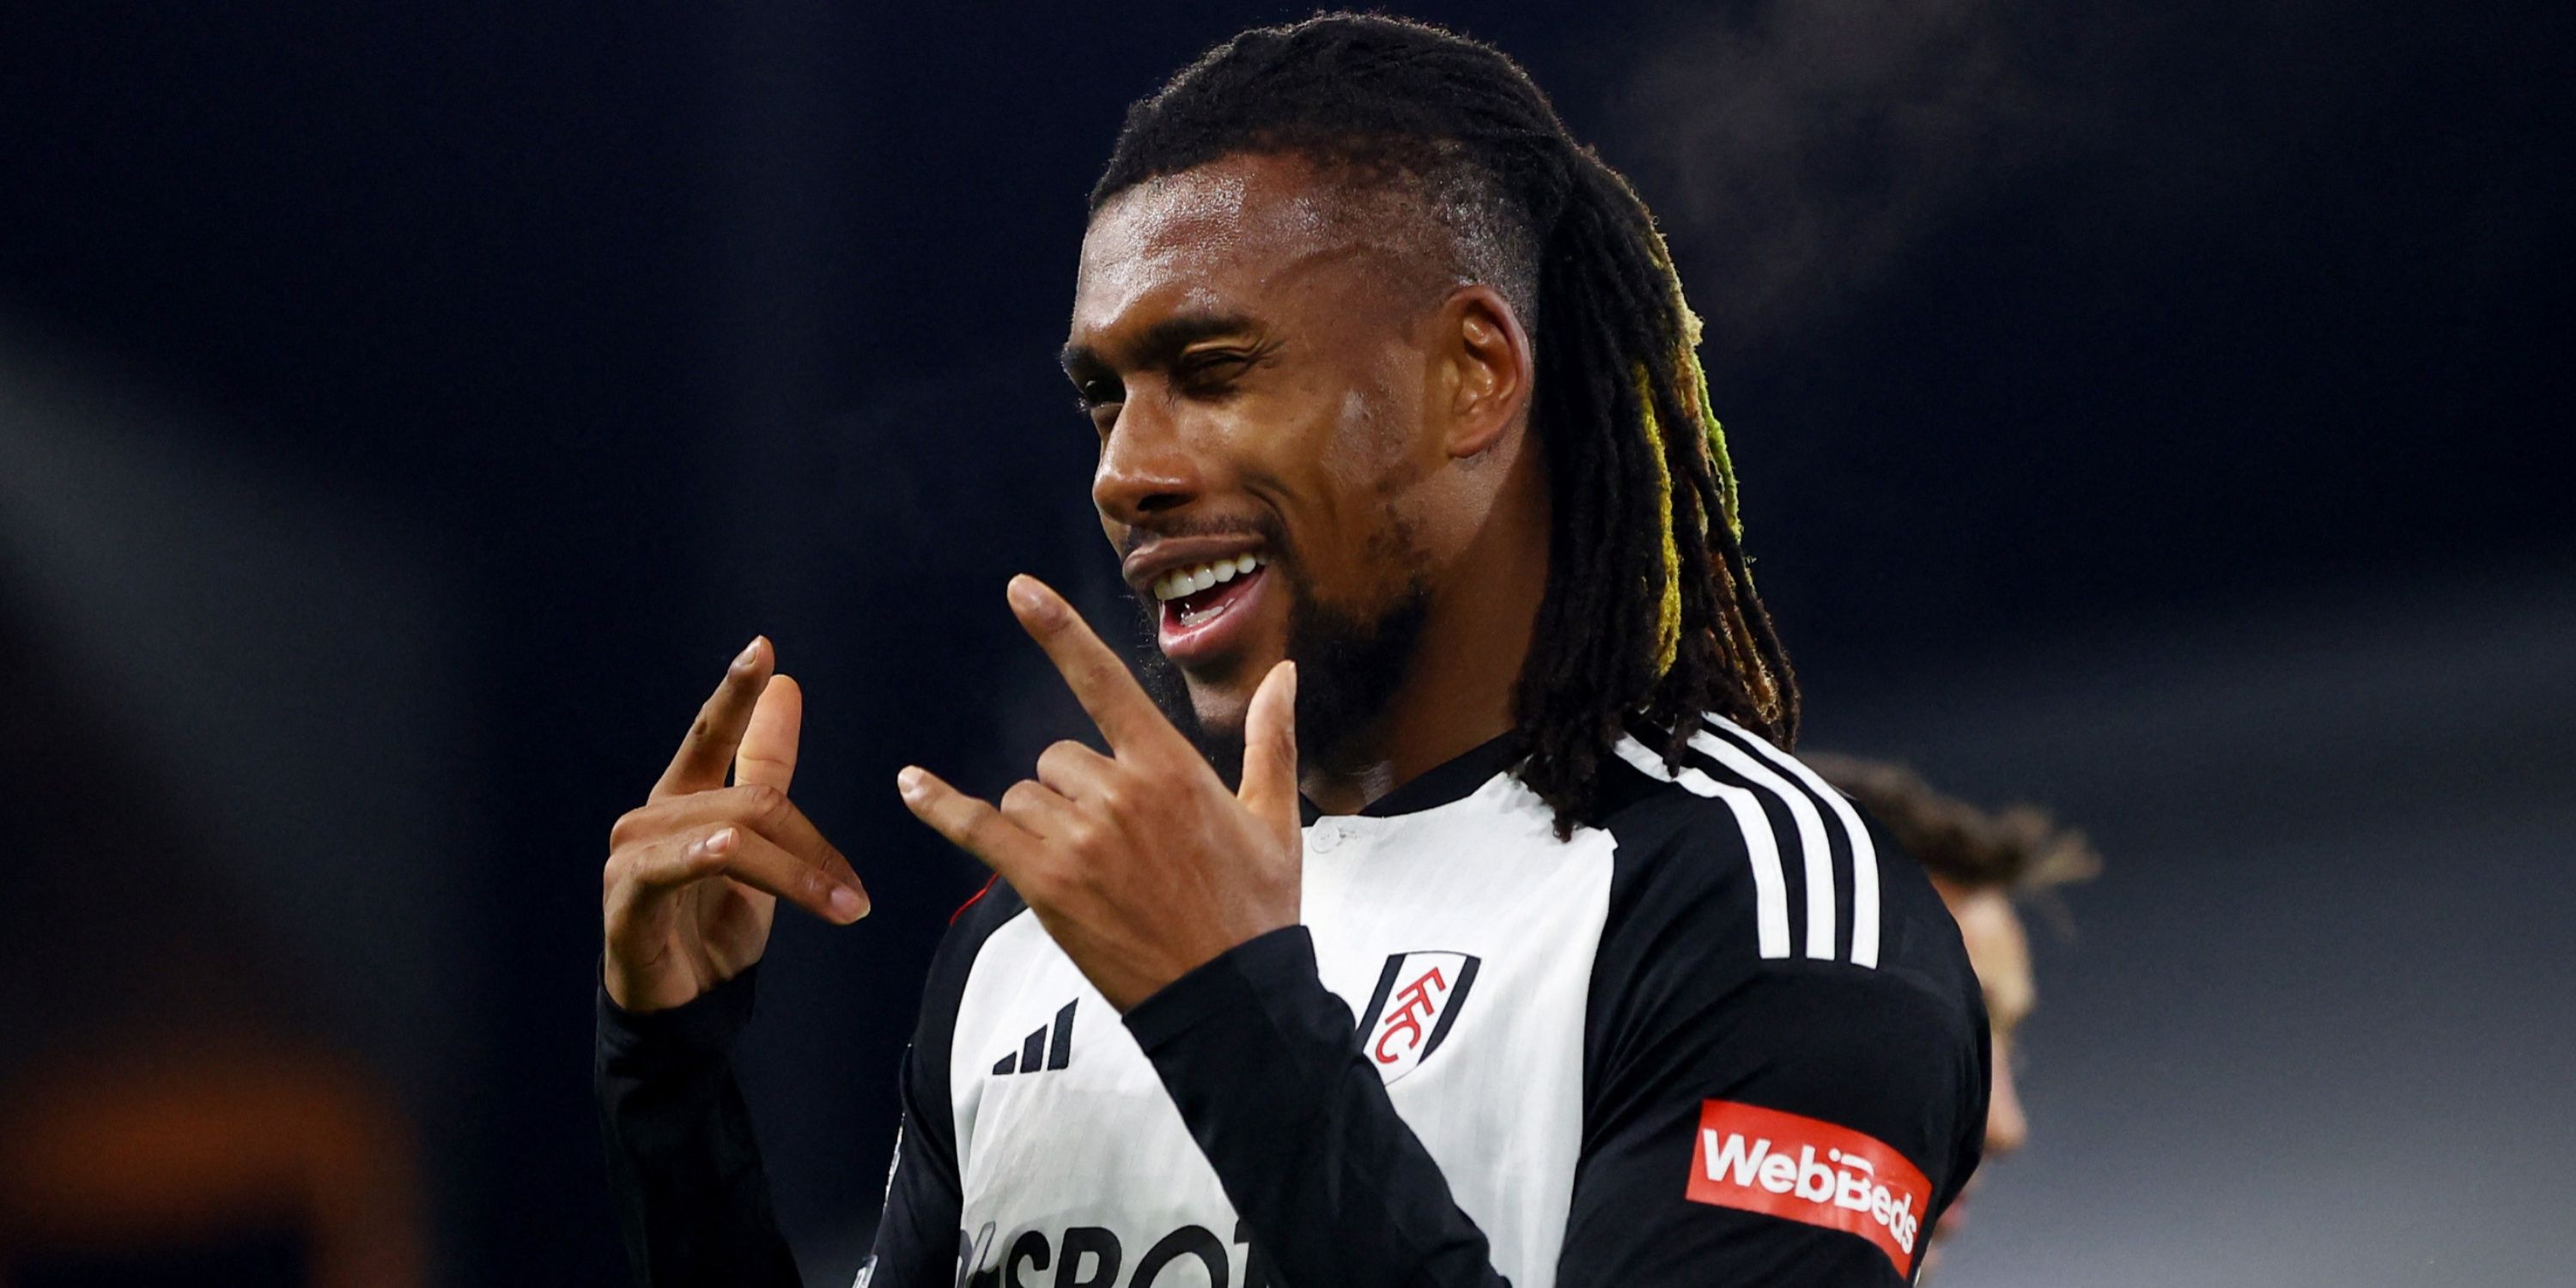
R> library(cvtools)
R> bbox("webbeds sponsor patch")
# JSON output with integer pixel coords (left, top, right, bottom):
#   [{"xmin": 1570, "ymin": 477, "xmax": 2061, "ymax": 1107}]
[{"xmin": 1685, "ymin": 1100, "xmax": 1929, "ymax": 1274}]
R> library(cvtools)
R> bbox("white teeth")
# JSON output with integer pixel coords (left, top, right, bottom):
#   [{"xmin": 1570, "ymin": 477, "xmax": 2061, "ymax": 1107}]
[{"xmin": 1152, "ymin": 553, "xmax": 1267, "ymax": 602}]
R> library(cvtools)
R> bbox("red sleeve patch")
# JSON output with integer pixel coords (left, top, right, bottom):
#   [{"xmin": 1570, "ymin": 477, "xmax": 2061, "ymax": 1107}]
[{"xmin": 1685, "ymin": 1100, "xmax": 1931, "ymax": 1275}]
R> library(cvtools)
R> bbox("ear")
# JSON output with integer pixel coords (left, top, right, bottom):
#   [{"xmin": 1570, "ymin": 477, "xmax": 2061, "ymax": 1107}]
[{"xmin": 1436, "ymin": 284, "xmax": 1534, "ymax": 460}]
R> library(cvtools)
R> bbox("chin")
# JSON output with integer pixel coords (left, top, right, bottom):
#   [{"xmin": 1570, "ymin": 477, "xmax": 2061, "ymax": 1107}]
[{"xmin": 1186, "ymin": 677, "xmax": 1253, "ymax": 743}]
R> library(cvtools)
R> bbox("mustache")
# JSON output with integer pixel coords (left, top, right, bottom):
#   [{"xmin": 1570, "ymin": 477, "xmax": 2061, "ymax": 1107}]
[{"xmin": 1113, "ymin": 512, "xmax": 1295, "ymax": 565}]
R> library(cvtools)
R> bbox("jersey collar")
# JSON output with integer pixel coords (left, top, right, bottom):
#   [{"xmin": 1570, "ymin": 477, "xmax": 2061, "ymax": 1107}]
[{"xmin": 1297, "ymin": 731, "xmax": 1528, "ymax": 825}]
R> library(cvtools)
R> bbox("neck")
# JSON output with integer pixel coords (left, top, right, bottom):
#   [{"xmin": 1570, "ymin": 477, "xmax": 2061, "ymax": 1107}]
[{"xmin": 1301, "ymin": 447, "xmax": 1551, "ymax": 814}]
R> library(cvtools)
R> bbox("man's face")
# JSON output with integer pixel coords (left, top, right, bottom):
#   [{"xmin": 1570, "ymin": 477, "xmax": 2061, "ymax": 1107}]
[
  {"xmin": 1066, "ymin": 154, "xmax": 1463, "ymax": 768},
  {"xmin": 1925, "ymin": 879, "xmax": 2036, "ymax": 1267}
]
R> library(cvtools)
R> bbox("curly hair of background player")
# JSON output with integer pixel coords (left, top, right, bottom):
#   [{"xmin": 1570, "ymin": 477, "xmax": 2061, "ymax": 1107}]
[
  {"xmin": 1805, "ymin": 753, "xmax": 2106, "ymax": 933},
  {"xmin": 1091, "ymin": 14, "xmax": 1800, "ymax": 834}
]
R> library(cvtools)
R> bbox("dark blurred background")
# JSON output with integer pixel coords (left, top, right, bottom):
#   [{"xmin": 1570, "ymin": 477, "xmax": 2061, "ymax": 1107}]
[{"xmin": 1, "ymin": 3, "xmax": 2566, "ymax": 1285}]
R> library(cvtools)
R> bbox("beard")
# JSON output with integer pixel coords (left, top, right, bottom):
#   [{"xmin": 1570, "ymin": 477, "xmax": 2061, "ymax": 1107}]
[{"xmin": 1133, "ymin": 563, "xmax": 1432, "ymax": 791}]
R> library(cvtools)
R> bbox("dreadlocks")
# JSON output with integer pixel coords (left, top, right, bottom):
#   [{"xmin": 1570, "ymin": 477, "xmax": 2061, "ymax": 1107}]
[{"xmin": 1092, "ymin": 13, "xmax": 1799, "ymax": 833}]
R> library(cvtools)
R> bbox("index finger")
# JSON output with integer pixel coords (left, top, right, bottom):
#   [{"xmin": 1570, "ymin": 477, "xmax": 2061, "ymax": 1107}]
[
  {"xmin": 653, "ymin": 636, "xmax": 772, "ymax": 799},
  {"xmin": 1006, "ymin": 575, "xmax": 1183, "ymax": 756}
]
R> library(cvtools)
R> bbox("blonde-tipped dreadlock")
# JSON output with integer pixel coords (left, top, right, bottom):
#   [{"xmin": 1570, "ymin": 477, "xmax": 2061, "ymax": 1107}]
[
  {"xmin": 1631, "ymin": 364, "xmax": 1685, "ymax": 679},
  {"xmin": 1094, "ymin": 12, "xmax": 1800, "ymax": 833}
]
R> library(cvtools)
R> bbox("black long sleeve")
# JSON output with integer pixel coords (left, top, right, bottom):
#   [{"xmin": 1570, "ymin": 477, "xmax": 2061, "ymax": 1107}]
[
  {"xmin": 595, "ymin": 966, "xmax": 802, "ymax": 1288},
  {"xmin": 859, "ymin": 1037, "xmax": 968, "ymax": 1285},
  {"xmin": 594, "ymin": 975, "xmax": 966, "ymax": 1288},
  {"xmin": 598, "ymin": 880, "xmax": 1012, "ymax": 1288},
  {"xmin": 1125, "ymin": 927, "xmax": 1510, "ymax": 1286}
]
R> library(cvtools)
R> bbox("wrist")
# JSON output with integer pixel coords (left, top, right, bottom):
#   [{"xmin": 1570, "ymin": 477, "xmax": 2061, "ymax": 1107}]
[
  {"xmin": 1123, "ymin": 925, "xmax": 1317, "ymax": 1047},
  {"xmin": 596, "ymin": 957, "xmax": 761, "ymax": 1063}
]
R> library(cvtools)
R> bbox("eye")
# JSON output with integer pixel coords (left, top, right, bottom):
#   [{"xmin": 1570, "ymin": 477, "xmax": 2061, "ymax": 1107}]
[
  {"xmin": 1074, "ymin": 378, "xmax": 1123, "ymax": 430},
  {"xmin": 1176, "ymin": 347, "xmax": 1260, "ymax": 391}
]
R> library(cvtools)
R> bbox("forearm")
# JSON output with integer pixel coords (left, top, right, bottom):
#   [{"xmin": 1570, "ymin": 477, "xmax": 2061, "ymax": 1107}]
[
  {"xmin": 1124, "ymin": 928, "xmax": 1510, "ymax": 1288},
  {"xmin": 595, "ymin": 966, "xmax": 802, "ymax": 1288}
]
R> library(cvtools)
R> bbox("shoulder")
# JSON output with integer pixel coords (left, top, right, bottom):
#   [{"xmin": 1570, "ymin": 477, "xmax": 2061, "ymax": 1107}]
[
  {"xmin": 1584, "ymin": 715, "xmax": 1986, "ymax": 1104},
  {"xmin": 1594, "ymin": 714, "xmax": 1974, "ymax": 999},
  {"xmin": 908, "ymin": 876, "xmax": 1031, "ymax": 1048},
  {"xmin": 929, "ymin": 876, "xmax": 1030, "ymax": 991},
  {"xmin": 1576, "ymin": 718, "xmax": 1991, "ymax": 1224}
]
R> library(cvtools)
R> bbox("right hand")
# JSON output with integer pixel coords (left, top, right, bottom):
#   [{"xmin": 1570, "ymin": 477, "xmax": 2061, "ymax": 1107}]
[{"xmin": 603, "ymin": 636, "xmax": 870, "ymax": 1012}]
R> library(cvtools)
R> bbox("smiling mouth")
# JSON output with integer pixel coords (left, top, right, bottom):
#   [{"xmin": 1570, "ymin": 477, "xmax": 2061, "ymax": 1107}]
[
  {"xmin": 1148, "ymin": 553, "xmax": 1270, "ymax": 664},
  {"xmin": 1152, "ymin": 552, "xmax": 1265, "ymax": 624}
]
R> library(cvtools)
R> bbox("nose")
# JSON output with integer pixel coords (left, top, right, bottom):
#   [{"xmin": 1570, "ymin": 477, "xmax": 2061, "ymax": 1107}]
[
  {"xmin": 1091, "ymin": 396, "xmax": 1201, "ymax": 526},
  {"xmin": 1984, "ymin": 1036, "xmax": 2029, "ymax": 1157}
]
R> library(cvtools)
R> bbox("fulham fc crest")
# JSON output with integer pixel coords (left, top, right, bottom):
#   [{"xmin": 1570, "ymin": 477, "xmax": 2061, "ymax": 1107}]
[{"xmin": 1358, "ymin": 951, "xmax": 1480, "ymax": 1084}]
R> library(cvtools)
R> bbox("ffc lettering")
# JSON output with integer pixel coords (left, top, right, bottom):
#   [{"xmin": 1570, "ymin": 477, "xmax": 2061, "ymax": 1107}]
[
  {"xmin": 1355, "ymin": 951, "xmax": 1480, "ymax": 1084},
  {"xmin": 1684, "ymin": 1100, "xmax": 1931, "ymax": 1275},
  {"xmin": 1375, "ymin": 967, "xmax": 1444, "ymax": 1063}
]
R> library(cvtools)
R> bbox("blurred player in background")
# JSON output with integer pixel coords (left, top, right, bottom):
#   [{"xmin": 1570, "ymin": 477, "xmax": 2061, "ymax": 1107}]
[{"xmin": 1806, "ymin": 754, "xmax": 2101, "ymax": 1279}]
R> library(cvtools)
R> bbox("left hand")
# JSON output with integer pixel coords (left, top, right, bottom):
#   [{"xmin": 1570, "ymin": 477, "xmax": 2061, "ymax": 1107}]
[{"xmin": 897, "ymin": 574, "xmax": 1303, "ymax": 1011}]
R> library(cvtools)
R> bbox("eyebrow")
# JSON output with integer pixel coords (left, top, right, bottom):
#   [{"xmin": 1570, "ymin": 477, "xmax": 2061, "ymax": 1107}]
[{"xmin": 1060, "ymin": 311, "xmax": 1261, "ymax": 386}]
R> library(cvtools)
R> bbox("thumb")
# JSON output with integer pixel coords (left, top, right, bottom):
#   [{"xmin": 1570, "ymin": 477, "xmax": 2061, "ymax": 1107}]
[
  {"xmin": 734, "ymin": 673, "xmax": 805, "ymax": 792},
  {"xmin": 1236, "ymin": 660, "xmax": 1298, "ymax": 833}
]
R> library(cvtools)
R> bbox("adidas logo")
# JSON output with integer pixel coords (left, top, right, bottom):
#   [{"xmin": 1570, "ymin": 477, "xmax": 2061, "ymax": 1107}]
[{"xmin": 992, "ymin": 999, "xmax": 1077, "ymax": 1076}]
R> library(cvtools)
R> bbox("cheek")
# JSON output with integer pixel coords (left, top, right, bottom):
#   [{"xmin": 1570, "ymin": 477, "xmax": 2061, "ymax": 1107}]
[{"xmin": 1292, "ymin": 394, "xmax": 1431, "ymax": 595}]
